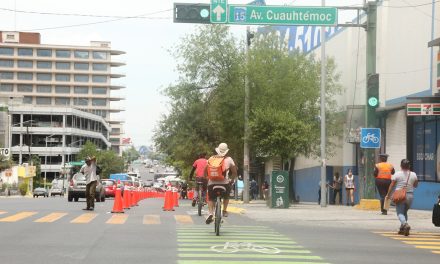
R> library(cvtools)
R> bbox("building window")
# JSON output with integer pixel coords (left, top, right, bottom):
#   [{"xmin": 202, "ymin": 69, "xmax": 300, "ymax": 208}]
[
  {"xmin": 36, "ymin": 85, "xmax": 51, "ymax": 93},
  {"xmin": 56, "ymin": 62, "xmax": 70, "ymax": 70},
  {"xmin": 92, "ymin": 87, "xmax": 106, "ymax": 94},
  {"xmin": 17, "ymin": 72, "xmax": 33, "ymax": 80},
  {"xmin": 56, "ymin": 50, "xmax": 71, "ymax": 58},
  {"xmin": 0, "ymin": 72, "xmax": 14, "ymax": 79},
  {"xmin": 0, "ymin": 84, "xmax": 13, "ymax": 92},
  {"xmin": 92, "ymin": 99, "xmax": 106, "ymax": 106},
  {"xmin": 17, "ymin": 60, "xmax": 33, "ymax": 68},
  {"xmin": 74, "ymin": 50, "xmax": 89, "ymax": 59},
  {"xmin": 55, "ymin": 97, "xmax": 70, "ymax": 105},
  {"xmin": 23, "ymin": 96, "xmax": 33, "ymax": 104},
  {"xmin": 18, "ymin": 48, "xmax": 33, "ymax": 56},
  {"xmin": 92, "ymin": 51, "xmax": 107, "ymax": 60},
  {"xmin": 36, "ymin": 97, "xmax": 51, "ymax": 105},
  {"xmin": 37, "ymin": 49, "xmax": 52, "ymax": 57},
  {"xmin": 55, "ymin": 86, "xmax": 70, "ymax": 94},
  {"xmin": 37, "ymin": 73, "xmax": 52, "ymax": 81},
  {"xmin": 17, "ymin": 84, "xmax": 33, "ymax": 92},
  {"xmin": 0, "ymin": 59, "xmax": 14, "ymax": 68},
  {"xmin": 74, "ymin": 63, "xmax": 89, "ymax": 70},
  {"xmin": 74, "ymin": 86, "xmax": 88, "ymax": 94},
  {"xmin": 74, "ymin": 74, "xmax": 89, "ymax": 82},
  {"xmin": 0, "ymin": 47, "xmax": 14, "ymax": 55},
  {"xmin": 73, "ymin": 98, "xmax": 88, "ymax": 106},
  {"xmin": 55, "ymin": 74, "xmax": 70, "ymax": 82},
  {"xmin": 92, "ymin": 63, "xmax": 108, "ymax": 71},
  {"xmin": 37, "ymin": 61, "xmax": 52, "ymax": 69},
  {"xmin": 92, "ymin": 75, "xmax": 107, "ymax": 83}
]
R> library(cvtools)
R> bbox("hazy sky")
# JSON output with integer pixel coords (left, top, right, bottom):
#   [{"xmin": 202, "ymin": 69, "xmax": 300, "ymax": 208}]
[{"xmin": 1, "ymin": 0, "xmax": 362, "ymax": 147}]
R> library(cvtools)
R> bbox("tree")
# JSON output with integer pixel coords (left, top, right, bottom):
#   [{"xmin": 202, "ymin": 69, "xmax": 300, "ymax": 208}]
[
  {"xmin": 0, "ymin": 154, "xmax": 12, "ymax": 171},
  {"xmin": 77, "ymin": 141, "xmax": 124, "ymax": 178},
  {"xmin": 122, "ymin": 146, "xmax": 140, "ymax": 164},
  {"xmin": 31, "ymin": 155, "xmax": 42, "ymax": 187}
]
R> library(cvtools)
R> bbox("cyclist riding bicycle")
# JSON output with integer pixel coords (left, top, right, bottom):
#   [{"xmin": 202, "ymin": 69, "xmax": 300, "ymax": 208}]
[
  {"xmin": 189, "ymin": 153, "xmax": 208, "ymax": 207},
  {"xmin": 204, "ymin": 143, "xmax": 237, "ymax": 224}
]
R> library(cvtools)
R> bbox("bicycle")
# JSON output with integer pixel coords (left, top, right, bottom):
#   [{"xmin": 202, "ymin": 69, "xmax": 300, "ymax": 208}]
[
  {"xmin": 362, "ymin": 133, "xmax": 379, "ymax": 144},
  {"xmin": 194, "ymin": 178, "xmax": 207, "ymax": 216},
  {"xmin": 212, "ymin": 185, "xmax": 227, "ymax": 236},
  {"xmin": 211, "ymin": 242, "xmax": 280, "ymax": 254}
]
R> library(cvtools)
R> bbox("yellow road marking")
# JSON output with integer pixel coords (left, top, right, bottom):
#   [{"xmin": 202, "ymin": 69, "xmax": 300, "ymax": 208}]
[
  {"xmin": 415, "ymin": 246, "xmax": 440, "ymax": 250},
  {"xmin": 70, "ymin": 213, "xmax": 97, "ymax": 224},
  {"xmin": 390, "ymin": 237, "xmax": 440, "ymax": 241},
  {"xmin": 432, "ymin": 251, "xmax": 440, "ymax": 254},
  {"xmin": 34, "ymin": 213, "xmax": 67, "ymax": 223},
  {"xmin": 175, "ymin": 215, "xmax": 193, "ymax": 224},
  {"xmin": 0, "ymin": 211, "xmax": 6, "ymax": 215},
  {"xmin": 381, "ymin": 234, "xmax": 440, "ymax": 239},
  {"xmin": 375, "ymin": 232, "xmax": 439, "ymax": 235},
  {"xmin": 227, "ymin": 206, "xmax": 245, "ymax": 214},
  {"xmin": 0, "ymin": 212, "xmax": 37, "ymax": 222},
  {"xmin": 106, "ymin": 214, "xmax": 128, "ymax": 224},
  {"xmin": 404, "ymin": 241, "xmax": 440, "ymax": 245},
  {"xmin": 143, "ymin": 215, "xmax": 160, "ymax": 225}
]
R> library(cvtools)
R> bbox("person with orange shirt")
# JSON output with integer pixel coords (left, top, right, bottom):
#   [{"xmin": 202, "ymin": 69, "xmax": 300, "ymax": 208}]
[
  {"xmin": 189, "ymin": 153, "xmax": 208, "ymax": 207},
  {"xmin": 374, "ymin": 153, "xmax": 395, "ymax": 215}
]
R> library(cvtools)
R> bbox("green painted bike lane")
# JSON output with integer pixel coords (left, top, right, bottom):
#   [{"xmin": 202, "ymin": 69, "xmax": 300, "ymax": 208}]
[{"xmin": 176, "ymin": 225, "xmax": 330, "ymax": 264}]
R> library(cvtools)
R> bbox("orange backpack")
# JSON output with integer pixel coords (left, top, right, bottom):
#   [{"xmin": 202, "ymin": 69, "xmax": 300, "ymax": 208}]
[{"xmin": 206, "ymin": 156, "xmax": 225, "ymax": 181}]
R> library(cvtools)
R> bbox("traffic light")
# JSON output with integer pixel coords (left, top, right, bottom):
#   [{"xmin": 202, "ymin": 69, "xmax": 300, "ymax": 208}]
[
  {"xmin": 367, "ymin": 73, "xmax": 379, "ymax": 108},
  {"xmin": 173, "ymin": 3, "xmax": 210, "ymax": 24}
]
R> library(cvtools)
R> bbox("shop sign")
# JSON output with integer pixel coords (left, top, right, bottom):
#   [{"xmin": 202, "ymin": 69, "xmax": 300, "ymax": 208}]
[{"xmin": 407, "ymin": 104, "xmax": 440, "ymax": 116}]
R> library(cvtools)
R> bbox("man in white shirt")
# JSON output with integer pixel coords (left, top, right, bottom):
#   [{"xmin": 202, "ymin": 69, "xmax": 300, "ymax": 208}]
[{"xmin": 80, "ymin": 156, "xmax": 98, "ymax": 211}]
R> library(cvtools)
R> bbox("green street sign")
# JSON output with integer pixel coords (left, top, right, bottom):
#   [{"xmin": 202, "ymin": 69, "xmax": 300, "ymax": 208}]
[
  {"xmin": 210, "ymin": 0, "xmax": 228, "ymax": 23},
  {"xmin": 228, "ymin": 5, "xmax": 337, "ymax": 26},
  {"xmin": 271, "ymin": 170, "xmax": 289, "ymax": 209}
]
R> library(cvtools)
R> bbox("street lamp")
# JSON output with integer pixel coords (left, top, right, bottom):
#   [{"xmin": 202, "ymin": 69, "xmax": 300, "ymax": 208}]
[{"xmin": 44, "ymin": 134, "xmax": 56, "ymax": 189}]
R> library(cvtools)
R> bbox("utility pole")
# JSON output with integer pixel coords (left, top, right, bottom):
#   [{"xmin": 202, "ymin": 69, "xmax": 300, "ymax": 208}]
[
  {"xmin": 243, "ymin": 26, "xmax": 251, "ymax": 204},
  {"xmin": 320, "ymin": 0, "xmax": 327, "ymax": 207},
  {"xmin": 363, "ymin": 1, "xmax": 378, "ymax": 199}
]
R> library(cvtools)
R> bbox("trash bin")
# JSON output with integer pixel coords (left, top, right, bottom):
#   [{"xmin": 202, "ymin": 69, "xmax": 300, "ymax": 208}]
[{"xmin": 270, "ymin": 170, "xmax": 289, "ymax": 208}]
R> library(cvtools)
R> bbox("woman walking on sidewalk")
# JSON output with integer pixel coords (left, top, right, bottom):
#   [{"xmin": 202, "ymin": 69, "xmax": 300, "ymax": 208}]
[
  {"xmin": 385, "ymin": 159, "xmax": 418, "ymax": 236},
  {"xmin": 344, "ymin": 169, "xmax": 355, "ymax": 206}
]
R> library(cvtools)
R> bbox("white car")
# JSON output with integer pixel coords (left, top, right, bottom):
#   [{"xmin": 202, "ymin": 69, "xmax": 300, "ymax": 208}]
[{"xmin": 149, "ymin": 168, "xmax": 155, "ymax": 173}]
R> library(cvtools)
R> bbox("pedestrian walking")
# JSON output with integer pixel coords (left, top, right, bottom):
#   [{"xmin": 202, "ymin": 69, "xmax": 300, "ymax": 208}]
[
  {"xmin": 262, "ymin": 180, "xmax": 269, "ymax": 200},
  {"xmin": 344, "ymin": 169, "xmax": 355, "ymax": 206},
  {"xmin": 333, "ymin": 172, "xmax": 342, "ymax": 205},
  {"xmin": 250, "ymin": 178, "xmax": 258, "ymax": 200},
  {"xmin": 385, "ymin": 159, "xmax": 418, "ymax": 236},
  {"xmin": 80, "ymin": 156, "xmax": 99, "ymax": 211},
  {"xmin": 375, "ymin": 153, "xmax": 395, "ymax": 215}
]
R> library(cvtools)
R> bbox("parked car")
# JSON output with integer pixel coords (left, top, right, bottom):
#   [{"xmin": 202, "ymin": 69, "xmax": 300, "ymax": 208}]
[
  {"xmin": 102, "ymin": 179, "xmax": 116, "ymax": 198},
  {"xmin": 50, "ymin": 186, "xmax": 64, "ymax": 197},
  {"xmin": 33, "ymin": 187, "xmax": 48, "ymax": 198},
  {"xmin": 67, "ymin": 173, "xmax": 105, "ymax": 202}
]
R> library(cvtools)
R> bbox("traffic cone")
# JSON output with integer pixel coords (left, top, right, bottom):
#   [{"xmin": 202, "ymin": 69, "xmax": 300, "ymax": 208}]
[
  {"xmin": 173, "ymin": 188, "xmax": 179, "ymax": 207},
  {"xmin": 123, "ymin": 189, "xmax": 131, "ymax": 209},
  {"xmin": 111, "ymin": 186, "xmax": 124, "ymax": 213},
  {"xmin": 163, "ymin": 189, "xmax": 174, "ymax": 211}
]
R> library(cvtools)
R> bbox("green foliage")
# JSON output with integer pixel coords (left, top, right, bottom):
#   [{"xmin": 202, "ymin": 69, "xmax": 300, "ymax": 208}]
[
  {"xmin": 77, "ymin": 141, "xmax": 124, "ymax": 178},
  {"xmin": 0, "ymin": 154, "xmax": 12, "ymax": 171},
  {"xmin": 31, "ymin": 155, "xmax": 42, "ymax": 187},
  {"xmin": 122, "ymin": 146, "xmax": 140, "ymax": 164},
  {"xmin": 19, "ymin": 182, "xmax": 27, "ymax": 196},
  {"xmin": 154, "ymin": 26, "xmax": 343, "ymax": 175}
]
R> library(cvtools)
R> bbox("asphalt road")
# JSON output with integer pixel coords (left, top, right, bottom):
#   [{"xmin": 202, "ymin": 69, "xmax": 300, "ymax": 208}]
[{"xmin": 1, "ymin": 195, "xmax": 439, "ymax": 264}]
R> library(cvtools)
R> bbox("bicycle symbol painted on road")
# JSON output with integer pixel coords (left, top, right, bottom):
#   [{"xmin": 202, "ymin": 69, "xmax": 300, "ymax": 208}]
[
  {"xmin": 362, "ymin": 133, "xmax": 379, "ymax": 144},
  {"xmin": 211, "ymin": 242, "xmax": 281, "ymax": 254}
]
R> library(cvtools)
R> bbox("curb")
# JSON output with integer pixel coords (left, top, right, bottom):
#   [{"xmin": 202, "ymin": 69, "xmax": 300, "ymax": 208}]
[
  {"xmin": 227, "ymin": 206, "xmax": 245, "ymax": 214},
  {"xmin": 355, "ymin": 199, "xmax": 381, "ymax": 211}
]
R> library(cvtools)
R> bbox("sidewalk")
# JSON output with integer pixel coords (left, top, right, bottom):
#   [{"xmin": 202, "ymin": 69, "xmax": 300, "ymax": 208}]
[{"xmin": 229, "ymin": 200, "xmax": 439, "ymax": 232}]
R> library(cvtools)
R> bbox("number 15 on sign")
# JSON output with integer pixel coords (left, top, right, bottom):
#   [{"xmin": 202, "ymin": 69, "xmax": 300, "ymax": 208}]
[{"xmin": 210, "ymin": 0, "xmax": 228, "ymax": 23}]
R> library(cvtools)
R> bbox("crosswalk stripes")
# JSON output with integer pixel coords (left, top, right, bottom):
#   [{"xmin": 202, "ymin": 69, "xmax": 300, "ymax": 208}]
[
  {"xmin": 106, "ymin": 214, "xmax": 128, "ymax": 224},
  {"xmin": 176, "ymin": 226, "xmax": 329, "ymax": 264},
  {"xmin": 375, "ymin": 231, "xmax": 440, "ymax": 255},
  {"xmin": 35, "ymin": 212, "xmax": 68, "ymax": 223},
  {"xmin": 71, "ymin": 213, "xmax": 98, "ymax": 224},
  {"xmin": 0, "ymin": 211, "xmax": 37, "ymax": 222},
  {"xmin": 143, "ymin": 215, "xmax": 161, "ymax": 225}
]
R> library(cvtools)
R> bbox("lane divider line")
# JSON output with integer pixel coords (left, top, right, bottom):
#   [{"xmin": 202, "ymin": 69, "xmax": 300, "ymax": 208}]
[
  {"xmin": 0, "ymin": 211, "xmax": 37, "ymax": 222},
  {"xmin": 34, "ymin": 212, "xmax": 68, "ymax": 223}
]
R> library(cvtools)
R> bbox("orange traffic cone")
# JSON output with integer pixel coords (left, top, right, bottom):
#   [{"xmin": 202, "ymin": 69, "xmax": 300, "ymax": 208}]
[
  {"xmin": 173, "ymin": 188, "xmax": 179, "ymax": 207},
  {"xmin": 111, "ymin": 187, "xmax": 124, "ymax": 213},
  {"xmin": 131, "ymin": 190, "xmax": 137, "ymax": 207},
  {"xmin": 163, "ymin": 189, "xmax": 174, "ymax": 211},
  {"xmin": 123, "ymin": 189, "xmax": 131, "ymax": 209}
]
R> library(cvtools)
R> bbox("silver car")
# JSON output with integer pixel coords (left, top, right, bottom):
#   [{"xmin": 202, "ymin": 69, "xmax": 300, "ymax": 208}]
[{"xmin": 67, "ymin": 173, "xmax": 105, "ymax": 202}]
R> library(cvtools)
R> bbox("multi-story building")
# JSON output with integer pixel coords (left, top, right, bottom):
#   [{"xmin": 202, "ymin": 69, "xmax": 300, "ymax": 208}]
[
  {"xmin": 0, "ymin": 31, "xmax": 125, "ymax": 182},
  {"xmin": 0, "ymin": 31, "xmax": 125, "ymax": 154}
]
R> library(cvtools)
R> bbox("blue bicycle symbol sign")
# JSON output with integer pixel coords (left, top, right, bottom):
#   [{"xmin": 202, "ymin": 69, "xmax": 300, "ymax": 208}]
[{"xmin": 360, "ymin": 128, "xmax": 381, "ymax": 148}]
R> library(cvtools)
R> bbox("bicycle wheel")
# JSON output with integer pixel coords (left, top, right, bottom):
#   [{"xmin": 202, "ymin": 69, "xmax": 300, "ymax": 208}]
[
  {"xmin": 197, "ymin": 188, "xmax": 203, "ymax": 216},
  {"xmin": 215, "ymin": 196, "xmax": 221, "ymax": 236}
]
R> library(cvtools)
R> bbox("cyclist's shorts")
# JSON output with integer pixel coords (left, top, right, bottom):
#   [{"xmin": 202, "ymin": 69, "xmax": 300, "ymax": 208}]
[
  {"xmin": 195, "ymin": 177, "xmax": 208, "ymax": 188},
  {"xmin": 208, "ymin": 184, "xmax": 231, "ymax": 201}
]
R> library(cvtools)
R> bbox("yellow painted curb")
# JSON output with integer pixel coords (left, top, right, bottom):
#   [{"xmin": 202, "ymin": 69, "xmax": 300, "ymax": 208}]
[
  {"xmin": 229, "ymin": 200, "xmax": 244, "ymax": 205},
  {"xmin": 227, "ymin": 206, "xmax": 245, "ymax": 214},
  {"xmin": 355, "ymin": 199, "xmax": 381, "ymax": 210}
]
